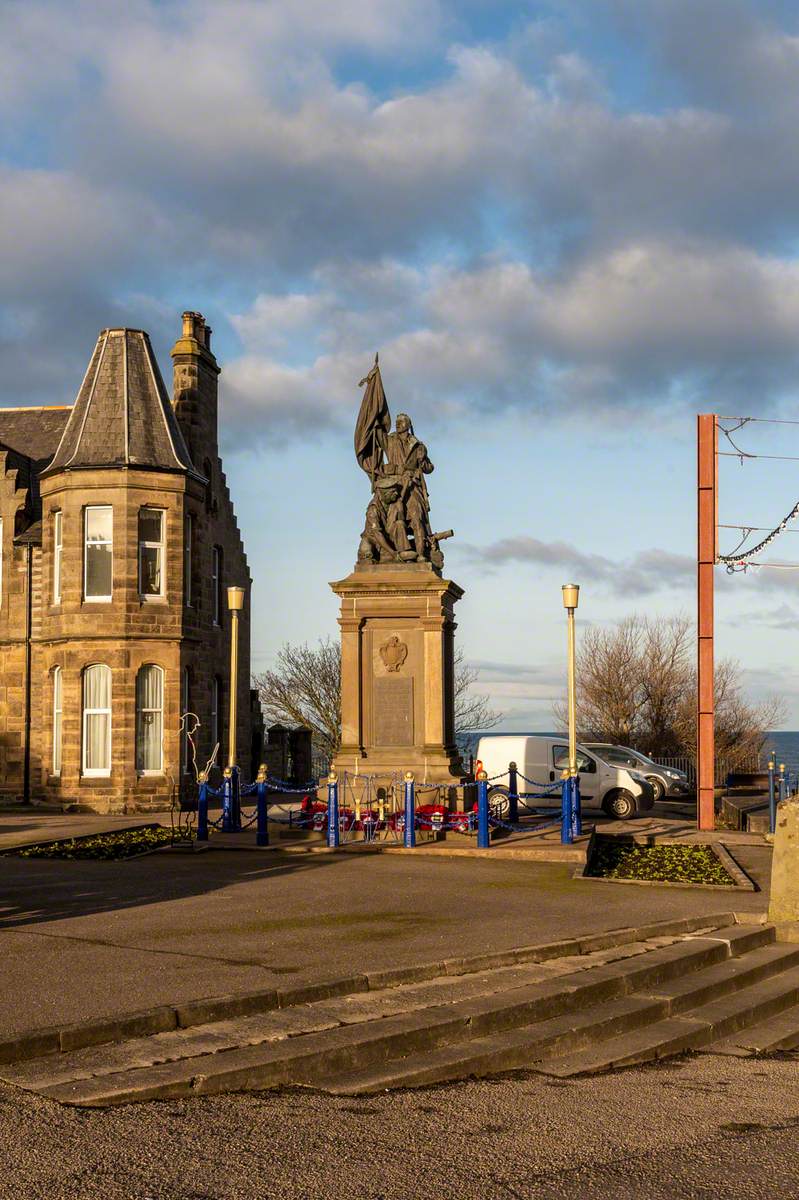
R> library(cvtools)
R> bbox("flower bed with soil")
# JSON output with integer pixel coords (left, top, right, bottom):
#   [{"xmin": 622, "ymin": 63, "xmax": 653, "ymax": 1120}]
[
  {"xmin": 586, "ymin": 839, "xmax": 735, "ymax": 886},
  {"xmin": 3, "ymin": 826, "xmax": 180, "ymax": 861}
]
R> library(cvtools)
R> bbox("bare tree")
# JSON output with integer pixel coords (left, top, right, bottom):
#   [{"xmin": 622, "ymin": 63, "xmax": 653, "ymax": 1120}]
[
  {"xmin": 453, "ymin": 648, "xmax": 503, "ymax": 734},
  {"xmin": 553, "ymin": 613, "xmax": 782, "ymax": 761},
  {"xmin": 253, "ymin": 639, "xmax": 341, "ymax": 756},
  {"xmin": 672, "ymin": 659, "xmax": 785, "ymax": 770},
  {"xmin": 253, "ymin": 640, "xmax": 501, "ymax": 754}
]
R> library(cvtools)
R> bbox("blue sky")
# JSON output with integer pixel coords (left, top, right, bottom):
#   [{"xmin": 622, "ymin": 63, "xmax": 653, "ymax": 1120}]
[{"xmin": 4, "ymin": 0, "xmax": 799, "ymax": 726}]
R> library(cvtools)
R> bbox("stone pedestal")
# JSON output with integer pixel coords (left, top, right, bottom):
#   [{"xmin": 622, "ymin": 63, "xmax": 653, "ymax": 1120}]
[
  {"xmin": 330, "ymin": 562, "xmax": 464, "ymax": 797},
  {"xmin": 768, "ymin": 798, "xmax": 799, "ymax": 932}
]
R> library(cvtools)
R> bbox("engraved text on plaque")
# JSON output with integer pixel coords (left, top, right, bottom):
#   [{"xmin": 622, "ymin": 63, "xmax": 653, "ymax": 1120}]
[{"xmin": 373, "ymin": 677, "xmax": 413, "ymax": 746}]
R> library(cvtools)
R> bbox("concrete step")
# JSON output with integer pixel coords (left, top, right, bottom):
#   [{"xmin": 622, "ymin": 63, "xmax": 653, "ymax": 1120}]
[
  {"xmin": 646, "ymin": 942, "xmax": 799, "ymax": 1013},
  {"xmin": 317, "ymin": 994, "xmax": 672, "ymax": 1094},
  {"xmin": 0, "ymin": 917, "xmax": 773, "ymax": 1107},
  {"xmin": 2, "ymin": 934, "xmax": 713, "ymax": 1094},
  {"xmin": 539, "ymin": 964, "xmax": 799, "ymax": 1077},
  {"xmin": 317, "ymin": 937, "xmax": 796, "ymax": 1094},
  {"xmin": 707, "ymin": 1009, "xmax": 799, "ymax": 1055},
  {"xmin": 12, "ymin": 934, "xmax": 741, "ymax": 1106},
  {"xmin": 746, "ymin": 810, "xmax": 771, "ymax": 835}
]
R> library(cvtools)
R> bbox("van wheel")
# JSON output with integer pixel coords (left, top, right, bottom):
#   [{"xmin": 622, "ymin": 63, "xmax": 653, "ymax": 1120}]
[
  {"xmin": 602, "ymin": 789, "xmax": 636, "ymax": 820},
  {"xmin": 646, "ymin": 776, "xmax": 665, "ymax": 802},
  {"xmin": 488, "ymin": 787, "xmax": 510, "ymax": 819}
]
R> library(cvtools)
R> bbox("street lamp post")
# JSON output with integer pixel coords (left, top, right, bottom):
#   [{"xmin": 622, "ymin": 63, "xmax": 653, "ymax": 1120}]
[
  {"xmin": 226, "ymin": 585, "xmax": 245, "ymax": 833},
  {"xmin": 227, "ymin": 585, "xmax": 245, "ymax": 769},
  {"xmin": 562, "ymin": 583, "xmax": 581, "ymax": 839}
]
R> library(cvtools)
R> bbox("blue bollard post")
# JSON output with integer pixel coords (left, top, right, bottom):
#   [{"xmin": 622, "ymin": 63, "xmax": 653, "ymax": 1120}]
[
  {"xmin": 231, "ymin": 764, "xmax": 241, "ymax": 832},
  {"xmin": 404, "ymin": 771, "xmax": 416, "ymax": 849},
  {"xmin": 197, "ymin": 776, "xmax": 209, "ymax": 842},
  {"xmin": 508, "ymin": 761, "xmax": 519, "ymax": 826},
  {"xmin": 327, "ymin": 771, "xmax": 340, "ymax": 849},
  {"xmin": 222, "ymin": 767, "xmax": 234, "ymax": 832},
  {"xmin": 570, "ymin": 773, "xmax": 582, "ymax": 838},
  {"xmin": 256, "ymin": 764, "xmax": 269, "ymax": 847},
  {"xmin": 477, "ymin": 771, "xmax": 490, "ymax": 849},
  {"xmin": 768, "ymin": 759, "xmax": 776, "ymax": 834},
  {"xmin": 561, "ymin": 771, "xmax": 573, "ymax": 844},
  {"xmin": 779, "ymin": 763, "xmax": 787, "ymax": 815}
]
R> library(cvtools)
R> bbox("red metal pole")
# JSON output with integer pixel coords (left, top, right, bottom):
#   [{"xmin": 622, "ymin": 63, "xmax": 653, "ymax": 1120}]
[{"xmin": 697, "ymin": 414, "xmax": 717, "ymax": 831}]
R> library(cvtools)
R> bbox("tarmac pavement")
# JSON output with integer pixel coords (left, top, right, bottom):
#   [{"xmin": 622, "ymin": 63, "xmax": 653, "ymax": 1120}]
[
  {"xmin": 0, "ymin": 1051, "xmax": 797, "ymax": 1198},
  {"xmin": 0, "ymin": 836, "xmax": 770, "ymax": 1039},
  {"xmin": 0, "ymin": 807, "xmax": 789, "ymax": 1198}
]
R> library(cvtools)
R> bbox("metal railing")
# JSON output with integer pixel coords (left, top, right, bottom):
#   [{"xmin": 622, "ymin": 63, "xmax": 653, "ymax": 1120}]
[{"xmin": 651, "ymin": 754, "xmax": 762, "ymax": 787}]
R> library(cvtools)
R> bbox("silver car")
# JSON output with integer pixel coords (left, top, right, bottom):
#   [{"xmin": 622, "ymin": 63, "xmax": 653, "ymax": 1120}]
[{"xmin": 583, "ymin": 744, "xmax": 691, "ymax": 803}]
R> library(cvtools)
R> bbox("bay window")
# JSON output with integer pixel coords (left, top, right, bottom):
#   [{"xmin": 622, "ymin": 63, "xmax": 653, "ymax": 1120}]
[
  {"xmin": 84, "ymin": 506, "xmax": 112, "ymax": 601},
  {"xmin": 82, "ymin": 664, "xmax": 112, "ymax": 776},
  {"xmin": 53, "ymin": 510, "xmax": 62, "ymax": 603},
  {"xmin": 52, "ymin": 667, "xmax": 62, "ymax": 776},
  {"xmin": 138, "ymin": 508, "xmax": 165, "ymax": 599},
  {"xmin": 184, "ymin": 514, "xmax": 193, "ymax": 606},
  {"xmin": 136, "ymin": 664, "xmax": 164, "ymax": 773}
]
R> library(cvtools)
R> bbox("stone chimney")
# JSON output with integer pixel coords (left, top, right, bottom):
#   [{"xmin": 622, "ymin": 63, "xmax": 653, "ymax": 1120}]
[{"xmin": 171, "ymin": 311, "xmax": 220, "ymax": 468}]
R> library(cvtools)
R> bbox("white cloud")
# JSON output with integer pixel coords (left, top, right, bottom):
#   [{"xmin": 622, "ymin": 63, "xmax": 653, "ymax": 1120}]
[
  {"xmin": 5, "ymin": 0, "xmax": 799, "ymax": 431},
  {"xmin": 458, "ymin": 534, "xmax": 693, "ymax": 596},
  {"xmin": 219, "ymin": 241, "xmax": 799, "ymax": 440}
]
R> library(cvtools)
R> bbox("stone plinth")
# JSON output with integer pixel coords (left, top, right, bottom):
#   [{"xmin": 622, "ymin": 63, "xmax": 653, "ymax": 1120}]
[
  {"xmin": 330, "ymin": 562, "xmax": 464, "ymax": 797},
  {"xmin": 769, "ymin": 798, "xmax": 799, "ymax": 928}
]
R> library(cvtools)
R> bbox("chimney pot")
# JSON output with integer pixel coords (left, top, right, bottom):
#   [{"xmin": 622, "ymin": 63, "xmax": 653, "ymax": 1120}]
[{"xmin": 181, "ymin": 311, "xmax": 206, "ymax": 341}]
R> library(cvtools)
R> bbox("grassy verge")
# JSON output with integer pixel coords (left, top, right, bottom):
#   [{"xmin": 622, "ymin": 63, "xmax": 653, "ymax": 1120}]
[
  {"xmin": 587, "ymin": 839, "xmax": 734, "ymax": 886},
  {"xmin": 4, "ymin": 826, "xmax": 180, "ymax": 861}
]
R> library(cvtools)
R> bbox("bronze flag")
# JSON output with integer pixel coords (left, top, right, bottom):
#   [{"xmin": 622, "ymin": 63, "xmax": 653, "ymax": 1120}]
[{"xmin": 354, "ymin": 353, "xmax": 390, "ymax": 483}]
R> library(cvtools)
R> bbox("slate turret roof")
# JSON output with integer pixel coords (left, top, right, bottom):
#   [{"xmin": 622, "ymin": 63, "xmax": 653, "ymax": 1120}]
[{"xmin": 44, "ymin": 328, "xmax": 199, "ymax": 477}]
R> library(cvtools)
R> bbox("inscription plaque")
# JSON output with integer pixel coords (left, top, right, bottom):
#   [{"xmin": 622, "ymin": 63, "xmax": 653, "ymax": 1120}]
[{"xmin": 373, "ymin": 677, "xmax": 413, "ymax": 746}]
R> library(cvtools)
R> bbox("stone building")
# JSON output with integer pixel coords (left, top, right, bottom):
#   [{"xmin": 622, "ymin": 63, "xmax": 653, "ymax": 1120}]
[{"xmin": 0, "ymin": 313, "xmax": 251, "ymax": 812}]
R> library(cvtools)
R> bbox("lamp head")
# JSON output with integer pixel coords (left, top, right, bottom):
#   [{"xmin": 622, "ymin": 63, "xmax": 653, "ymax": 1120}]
[
  {"xmin": 227, "ymin": 585, "xmax": 245, "ymax": 612},
  {"xmin": 561, "ymin": 583, "xmax": 580, "ymax": 610}
]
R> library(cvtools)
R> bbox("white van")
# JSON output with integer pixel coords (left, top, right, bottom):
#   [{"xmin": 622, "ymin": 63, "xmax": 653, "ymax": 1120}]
[{"xmin": 474, "ymin": 735, "xmax": 655, "ymax": 820}]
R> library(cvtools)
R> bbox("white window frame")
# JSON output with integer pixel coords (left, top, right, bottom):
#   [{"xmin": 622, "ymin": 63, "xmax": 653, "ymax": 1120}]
[
  {"xmin": 136, "ymin": 664, "xmax": 164, "ymax": 774},
  {"xmin": 138, "ymin": 507, "xmax": 165, "ymax": 601},
  {"xmin": 53, "ymin": 510, "xmax": 62, "ymax": 604},
  {"xmin": 184, "ymin": 514, "xmax": 193, "ymax": 607},
  {"xmin": 84, "ymin": 506, "xmax": 113, "ymax": 603},
  {"xmin": 52, "ymin": 666, "xmax": 62, "ymax": 776},
  {"xmin": 81, "ymin": 663, "xmax": 112, "ymax": 777},
  {"xmin": 212, "ymin": 546, "xmax": 222, "ymax": 626}
]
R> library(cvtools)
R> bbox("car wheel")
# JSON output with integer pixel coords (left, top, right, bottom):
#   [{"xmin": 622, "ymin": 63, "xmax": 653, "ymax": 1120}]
[
  {"xmin": 602, "ymin": 789, "xmax": 636, "ymax": 820},
  {"xmin": 488, "ymin": 786, "xmax": 510, "ymax": 819},
  {"xmin": 646, "ymin": 776, "xmax": 665, "ymax": 802}
]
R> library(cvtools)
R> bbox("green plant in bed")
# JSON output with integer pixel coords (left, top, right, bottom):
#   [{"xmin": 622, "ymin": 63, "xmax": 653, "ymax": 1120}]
[
  {"xmin": 588, "ymin": 840, "xmax": 733, "ymax": 886},
  {"xmin": 6, "ymin": 826, "xmax": 179, "ymax": 861}
]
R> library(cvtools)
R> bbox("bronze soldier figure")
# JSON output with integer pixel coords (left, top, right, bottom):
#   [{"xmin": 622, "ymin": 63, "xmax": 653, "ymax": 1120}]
[{"xmin": 353, "ymin": 356, "xmax": 452, "ymax": 568}]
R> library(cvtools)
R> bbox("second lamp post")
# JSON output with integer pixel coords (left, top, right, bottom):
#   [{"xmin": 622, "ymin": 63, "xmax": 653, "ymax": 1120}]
[{"xmin": 562, "ymin": 582, "xmax": 581, "ymax": 839}]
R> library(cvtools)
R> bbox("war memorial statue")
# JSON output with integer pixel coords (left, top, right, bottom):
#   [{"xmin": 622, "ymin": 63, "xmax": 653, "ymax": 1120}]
[
  {"xmin": 328, "ymin": 357, "xmax": 464, "ymax": 794},
  {"xmin": 354, "ymin": 355, "xmax": 453, "ymax": 571}
]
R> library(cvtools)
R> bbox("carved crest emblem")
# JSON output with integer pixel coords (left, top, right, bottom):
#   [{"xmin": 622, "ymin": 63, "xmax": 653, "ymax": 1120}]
[{"xmin": 379, "ymin": 635, "xmax": 408, "ymax": 673}]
